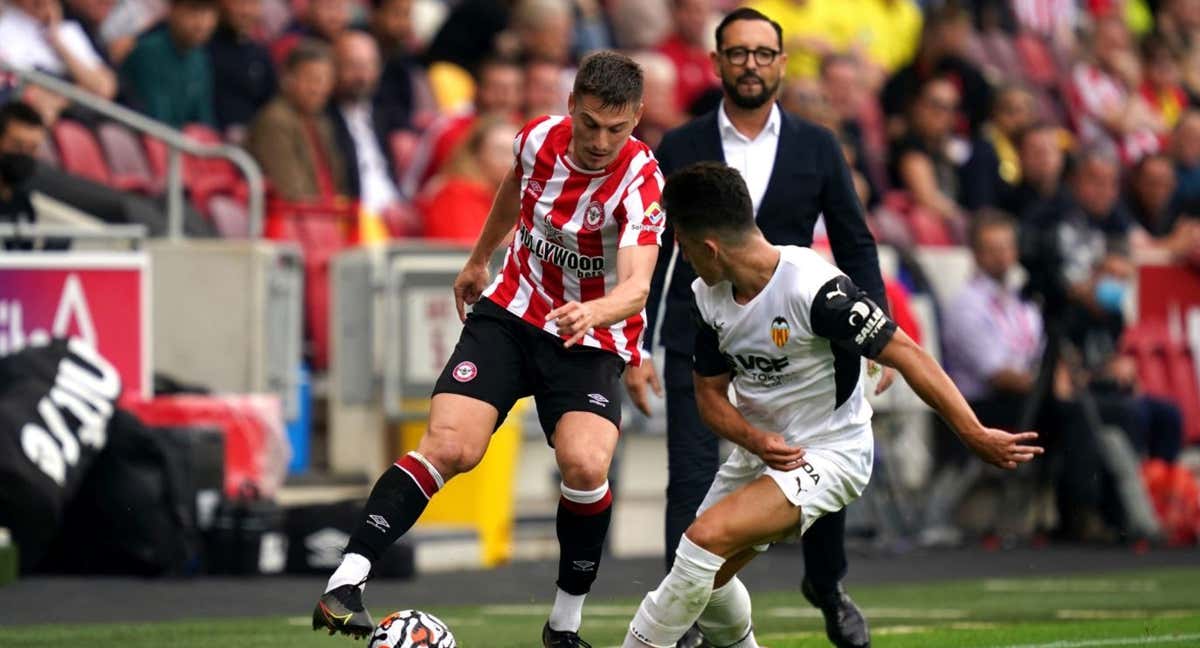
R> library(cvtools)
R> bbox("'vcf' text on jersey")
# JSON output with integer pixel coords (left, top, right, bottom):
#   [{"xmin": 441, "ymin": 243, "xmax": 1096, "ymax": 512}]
[{"xmin": 691, "ymin": 246, "xmax": 898, "ymax": 447}]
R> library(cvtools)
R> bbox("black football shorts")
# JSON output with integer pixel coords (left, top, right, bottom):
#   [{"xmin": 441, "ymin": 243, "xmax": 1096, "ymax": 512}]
[{"xmin": 432, "ymin": 297, "xmax": 625, "ymax": 444}]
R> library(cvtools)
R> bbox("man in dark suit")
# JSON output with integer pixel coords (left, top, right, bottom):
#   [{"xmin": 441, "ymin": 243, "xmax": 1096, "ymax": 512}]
[
  {"xmin": 624, "ymin": 8, "xmax": 891, "ymax": 648},
  {"xmin": 328, "ymin": 30, "xmax": 402, "ymax": 212}
]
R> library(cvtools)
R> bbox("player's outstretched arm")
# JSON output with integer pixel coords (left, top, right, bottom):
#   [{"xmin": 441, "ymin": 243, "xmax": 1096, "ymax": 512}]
[
  {"xmin": 873, "ymin": 329, "xmax": 1044, "ymax": 469},
  {"xmin": 548, "ymin": 244, "xmax": 659, "ymax": 348},
  {"xmin": 693, "ymin": 371, "xmax": 805, "ymax": 471},
  {"xmin": 453, "ymin": 169, "xmax": 522, "ymax": 320}
]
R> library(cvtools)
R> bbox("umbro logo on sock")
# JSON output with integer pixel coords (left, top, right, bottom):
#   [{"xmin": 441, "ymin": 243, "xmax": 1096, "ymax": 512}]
[
  {"xmin": 367, "ymin": 514, "xmax": 391, "ymax": 532},
  {"xmin": 587, "ymin": 393, "xmax": 609, "ymax": 407},
  {"xmin": 572, "ymin": 560, "xmax": 596, "ymax": 572}
]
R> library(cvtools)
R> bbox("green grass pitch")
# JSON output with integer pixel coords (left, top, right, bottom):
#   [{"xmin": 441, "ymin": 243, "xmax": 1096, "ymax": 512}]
[{"xmin": 1, "ymin": 567, "xmax": 1197, "ymax": 647}]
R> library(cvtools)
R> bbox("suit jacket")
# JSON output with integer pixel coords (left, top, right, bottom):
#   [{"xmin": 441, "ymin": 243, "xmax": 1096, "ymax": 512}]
[
  {"xmin": 647, "ymin": 107, "xmax": 887, "ymax": 357},
  {"xmin": 246, "ymin": 96, "xmax": 348, "ymax": 201},
  {"xmin": 328, "ymin": 99, "xmax": 397, "ymax": 200}
]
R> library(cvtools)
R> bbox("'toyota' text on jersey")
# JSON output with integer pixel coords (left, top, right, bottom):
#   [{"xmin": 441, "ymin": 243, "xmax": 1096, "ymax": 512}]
[{"xmin": 482, "ymin": 115, "xmax": 666, "ymax": 366}]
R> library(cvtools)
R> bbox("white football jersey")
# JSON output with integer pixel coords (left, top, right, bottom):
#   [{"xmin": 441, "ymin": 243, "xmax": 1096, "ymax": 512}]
[{"xmin": 691, "ymin": 246, "xmax": 897, "ymax": 447}]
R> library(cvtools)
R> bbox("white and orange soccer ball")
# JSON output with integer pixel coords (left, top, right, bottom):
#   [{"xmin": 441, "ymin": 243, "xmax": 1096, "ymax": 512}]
[{"xmin": 367, "ymin": 610, "xmax": 457, "ymax": 648}]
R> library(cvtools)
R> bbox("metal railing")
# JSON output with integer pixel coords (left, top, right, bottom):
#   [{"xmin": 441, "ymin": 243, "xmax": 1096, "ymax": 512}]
[
  {"xmin": 3, "ymin": 63, "xmax": 266, "ymax": 238},
  {"xmin": 0, "ymin": 222, "xmax": 147, "ymax": 248}
]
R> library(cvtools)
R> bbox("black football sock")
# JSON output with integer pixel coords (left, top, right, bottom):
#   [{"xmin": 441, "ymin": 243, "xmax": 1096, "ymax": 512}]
[
  {"xmin": 345, "ymin": 452, "xmax": 444, "ymax": 563},
  {"xmin": 550, "ymin": 481, "xmax": 612, "ymax": 631}
]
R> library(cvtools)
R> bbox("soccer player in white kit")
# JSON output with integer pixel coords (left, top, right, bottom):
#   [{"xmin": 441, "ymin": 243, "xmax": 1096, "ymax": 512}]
[{"xmin": 623, "ymin": 162, "xmax": 1044, "ymax": 648}]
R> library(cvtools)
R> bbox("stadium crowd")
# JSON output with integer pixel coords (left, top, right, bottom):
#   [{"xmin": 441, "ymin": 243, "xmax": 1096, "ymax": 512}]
[{"xmin": 2, "ymin": 0, "xmax": 1200, "ymax": 546}]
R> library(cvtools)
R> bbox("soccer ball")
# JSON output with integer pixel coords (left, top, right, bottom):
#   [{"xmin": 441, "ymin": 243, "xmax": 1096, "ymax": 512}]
[{"xmin": 367, "ymin": 609, "xmax": 457, "ymax": 648}]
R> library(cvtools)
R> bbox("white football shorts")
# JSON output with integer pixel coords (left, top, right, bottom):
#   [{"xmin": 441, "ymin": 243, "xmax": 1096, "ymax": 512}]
[{"xmin": 695, "ymin": 426, "xmax": 874, "ymax": 547}]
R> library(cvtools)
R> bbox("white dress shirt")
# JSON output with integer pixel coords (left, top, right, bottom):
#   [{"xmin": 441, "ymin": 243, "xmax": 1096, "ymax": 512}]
[
  {"xmin": 0, "ymin": 7, "xmax": 103, "ymax": 76},
  {"xmin": 340, "ymin": 100, "xmax": 400, "ymax": 212},
  {"xmin": 717, "ymin": 101, "xmax": 781, "ymax": 216}
]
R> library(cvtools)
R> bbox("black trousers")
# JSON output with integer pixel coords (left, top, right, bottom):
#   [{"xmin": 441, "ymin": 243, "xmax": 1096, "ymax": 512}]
[{"xmin": 662, "ymin": 350, "xmax": 847, "ymax": 591}]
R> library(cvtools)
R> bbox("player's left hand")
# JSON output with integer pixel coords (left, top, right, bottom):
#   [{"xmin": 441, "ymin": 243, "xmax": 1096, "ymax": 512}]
[
  {"xmin": 547, "ymin": 301, "xmax": 596, "ymax": 348},
  {"xmin": 870, "ymin": 362, "xmax": 896, "ymax": 395},
  {"xmin": 965, "ymin": 428, "xmax": 1044, "ymax": 470}
]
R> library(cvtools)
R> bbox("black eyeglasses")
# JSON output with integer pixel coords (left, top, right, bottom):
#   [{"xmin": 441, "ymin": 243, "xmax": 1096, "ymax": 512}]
[{"xmin": 721, "ymin": 47, "xmax": 781, "ymax": 67}]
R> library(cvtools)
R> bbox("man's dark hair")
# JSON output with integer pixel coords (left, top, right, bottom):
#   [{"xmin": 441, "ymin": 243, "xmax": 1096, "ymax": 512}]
[
  {"xmin": 0, "ymin": 101, "xmax": 43, "ymax": 136},
  {"xmin": 573, "ymin": 51, "xmax": 643, "ymax": 109},
  {"xmin": 284, "ymin": 39, "xmax": 333, "ymax": 73},
  {"xmin": 819, "ymin": 53, "xmax": 857, "ymax": 79},
  {"xmin": 1014, "ymin": 120, "xmax": 1059, "ymax": 149},
  {"xmin": 663, "ymin": 162, "xmax": 755, "ymax": 241},
  {"xmin": 714, "ymin": 8, "xmax": 783, "ymax": 51},
  {"xmin": 171, "ymin": 0, "xmax": 218, "ymax": 8},
  {"xmin": 968, "ymin": 208, "xmax": 1016, "ymax": 251}
]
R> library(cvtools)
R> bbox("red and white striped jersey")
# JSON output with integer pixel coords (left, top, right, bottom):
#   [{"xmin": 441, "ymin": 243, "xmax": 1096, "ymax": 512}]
[{"xmin": 482, "ymin": 115, "xmax": 666, "ymax": 365}]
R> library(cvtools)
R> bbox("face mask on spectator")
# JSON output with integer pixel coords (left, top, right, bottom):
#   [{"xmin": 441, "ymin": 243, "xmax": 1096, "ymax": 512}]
[
  {"xmin": 0, "ymin": 152, "xmax": 35, "ymax": 187},
  {"xmin": 1094, "ymin": 276, "xmax": 1128, "ymax": 313}
]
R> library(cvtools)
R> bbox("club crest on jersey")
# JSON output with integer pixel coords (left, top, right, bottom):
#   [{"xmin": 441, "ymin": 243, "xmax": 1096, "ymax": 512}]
[
  {"xmin": 583, "ymin": 201, "xmax": 605, "ymax": 231},
  {"xmin": 452, "ymin": 361, "xmax": 478, "ymax": 382},
  {"xmin": 771, "ymin": 317, "xmax": 790, "ymax": 348}
]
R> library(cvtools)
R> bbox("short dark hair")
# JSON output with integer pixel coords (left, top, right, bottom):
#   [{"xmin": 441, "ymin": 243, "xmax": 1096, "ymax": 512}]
[
  {"xmin": 819, "ymin": 53, "xmax": 857, "ymax": 79},
  {"xmin": 968, "ymin": 208, "xmax": 1016, "ymax": 251},
  {"xmin": 715, "ymin": 8, "xmax": 783, "ymax": 51},
  {"xmin": 1014, "ymin": 120, "xmax": 1059, "ymax": 149},
  {"xmin": 663, "ymin": 162, "xmax": 756, "ymax": 241},
  {"xmin": 0, "ymin": 101, "xmax": 43, "ymax": 136},
  {"xmin": 572, "ymin": 51, "xmax": 643, "ymax": 110},
  {"xmin": 171, "ymin": 0, "xmax": 218, "ymax": 8},
  {"xmin": 284, "ymin": 39, "xmax": 333, "ymax": 73}
]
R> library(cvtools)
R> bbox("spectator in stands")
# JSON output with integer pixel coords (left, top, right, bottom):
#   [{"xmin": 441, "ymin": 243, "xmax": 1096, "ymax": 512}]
[
  {"xmin": 523, "ymin": 59, "xmax": 567, "ymax": 119},
  {"xmin": 1000, "ymin": 121, "xmax": 1067, "ymax": 220},
  {"xmin": 944, "ymin": 210, "xmax": 1044, "ymax": 427},
  {"xmin": 416, "ymin": 114, "xmax": 516, "ymax": 244},
  {"xmin": 1139, "ymin": 39, "xmax": 1192, "ymax": 134},
  {"xmin": 1158, "ymin": 0, "xmax": 1200, "ymax": 96},
  {"xmin": 656, "ymin": 0, "xmax": 719, "ymax": 115},
  {"xmin": 882, "ymin": 3, "xmax": 991, "ymax": 137},
  {"xmin": 402, "ymin": 56, "xmax": 522, "ymax": 198},
  {"xmin": 1172, "ymin": 110, "xmax": 1200, "ymax": 208},
  {"xmin": 568, "ymin": 0, "xmax": 613, "ymax": 60},
  {"xmin": 98, "ymin": 0, "xmax": 168, "ymax": 65},
  {"xmin": 422, "ymin": 0, "xmax": 511, "ymax": 78},
  {"xmin": 120, "ymin": 0, "xmax": 218, "ymax": 127},
  {"xmin": 609, "ymin": 0, "xmax": 671, "ymax": 51},
  {"xmin": 63, "ymin": 0, "xmax": 116, "ymax": 65},
  {"xmin": 1126, "ymin": 153, "xmax": 1200, "ymax": 260},
  {"xmin": 888, "ymin": 76, "xmax": 970, "ymax": 241},
  {"xmin": 271, "ymin": 0, "xmax": 350, "ymax": 65},
  {"xmin": 0, "ymin": 0, "xmax": 119, "ymax": 101},
  {"xmin": 329, "ymin": 31, "xmax": 403, "ymax": 217},
  {"xmin": 369, "ymin": 0, "xmax": 427, "ymax": 134},
  {"xmin": 0, "ymin": 102, "xmax": 54, "ymax": 251},
  {"xmin": 958, "ymin": 85, "xmax": 1038, "ymax": 212},
  {"xmin": 856, "ymin": 0, "xmax": 924, "ymax": 87},
  {"xmin": 748, "ymin": 0, "xmax": 836, "ymax": 81},
  {"xmin": 209, "ymin": 0, "xmax": 277, "ymax": 140},
  {"xmin": 510, "ymin": 0, "xmax": 575, "ymax": 65},
  {"xmin": 246, "ymin": 39, "xmax": 347, "ymax": 201},
  {"xmin": 1069, "ymin": 16, "xmax": 1163, "ymax": 164},
  {"xmin": 628, "ymin": 51, "xmax": 685, "ymax": 150},
  {"xmin": 821, "ymin": 54, "xmax": 884, "ymax": 206}
]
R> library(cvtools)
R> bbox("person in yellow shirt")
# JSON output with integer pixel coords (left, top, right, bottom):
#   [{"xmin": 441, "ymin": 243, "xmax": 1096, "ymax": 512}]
[{"xmin": 748, "ymin": 0, "xmax": 836, "ymax": 80}]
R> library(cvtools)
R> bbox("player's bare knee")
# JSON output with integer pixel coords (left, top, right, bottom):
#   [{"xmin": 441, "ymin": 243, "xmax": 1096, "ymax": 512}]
[
  {"xmin": 684, "ymin": 518, "xmax": 733, "ymax": 556},
  {"xmin": 557, "ymin": 454, "xmax": 610, "ymax": 491},
  {"xmin": 418, "ymin": 426, "xmax": 485, "ymax": 478}
]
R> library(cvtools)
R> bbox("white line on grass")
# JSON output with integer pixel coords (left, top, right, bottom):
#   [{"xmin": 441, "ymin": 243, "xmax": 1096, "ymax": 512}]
[
  {"xmin": 983, "ymin": 580, "xmax": 1160, "ymax": 593},
  {"xmin": 987, "ymin": 633, "xmax": 1200, "ymax": 648}
]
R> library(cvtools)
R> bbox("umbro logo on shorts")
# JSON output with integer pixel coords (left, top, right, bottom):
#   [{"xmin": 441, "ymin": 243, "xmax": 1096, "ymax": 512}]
[
  {"xmin": 572, "ymin": 560, "xmax": 597, "ymax": 572},
  {"xmin": 453, "ymin": 361, "xmax": 478, "ymax": 383},
  {"xmin": 587, "ymin": 393, "xmax": 609, "ymax": 407}
]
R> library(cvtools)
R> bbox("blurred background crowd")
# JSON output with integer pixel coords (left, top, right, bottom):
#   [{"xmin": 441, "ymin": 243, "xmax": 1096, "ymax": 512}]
[{"xmin": 3, "ymin": 0, "xmax": 1200, "ymax": 555}]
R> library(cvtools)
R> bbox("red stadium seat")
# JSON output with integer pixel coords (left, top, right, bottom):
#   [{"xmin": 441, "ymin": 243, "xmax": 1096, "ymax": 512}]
[
  {"xmin": 97, "ymin": 122, "xmax": 159, "ymax": 194},
  {"xmin": 182, "ymin": 124, "xmax": 246, "ymax": 211},
  {"xmin": 207, "ymin": 194, "xmax": 250, "ymax": 238},
  {"xmin": 52, "ymin": 120, "xmax": 111, "ymax": 186},
  {"xmin": 54, "ymin": 120, "xmax": 149, "ymax": 192},
  {"xmin": 1121, "ymin": 321, "xmax": 1200, "ymax": 444},
  {"xmin": 142, "ymin": 134, "xmax": 168, "ymax": 184}
]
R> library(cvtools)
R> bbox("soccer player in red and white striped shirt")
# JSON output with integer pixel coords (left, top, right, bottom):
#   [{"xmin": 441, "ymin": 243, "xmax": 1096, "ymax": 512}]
[{"xmin": 315, "ymin": 51, "xmax": 665, "ymax": 648}]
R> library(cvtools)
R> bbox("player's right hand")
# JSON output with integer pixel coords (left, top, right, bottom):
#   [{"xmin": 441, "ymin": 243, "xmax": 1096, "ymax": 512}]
[
  {"xmin": 622, "ymin": 357, "xmax": 662, "ymax": 416},
  {"xmin": 964, "ymin": 428, "xmax": 1043, "ymax": 470},
  {"xmin": 453, "ymin": 261, "xmax": 491, "ymax": 322},
  {"xmin": 750, "ymin": 431, "xmax": 806, "ymax": 471}
]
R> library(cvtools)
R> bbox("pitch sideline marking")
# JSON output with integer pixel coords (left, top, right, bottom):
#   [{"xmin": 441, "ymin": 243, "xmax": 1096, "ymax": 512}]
[{"xmin": 988, "ymin": 633, "xmax": 1200, "ymax": 648}]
